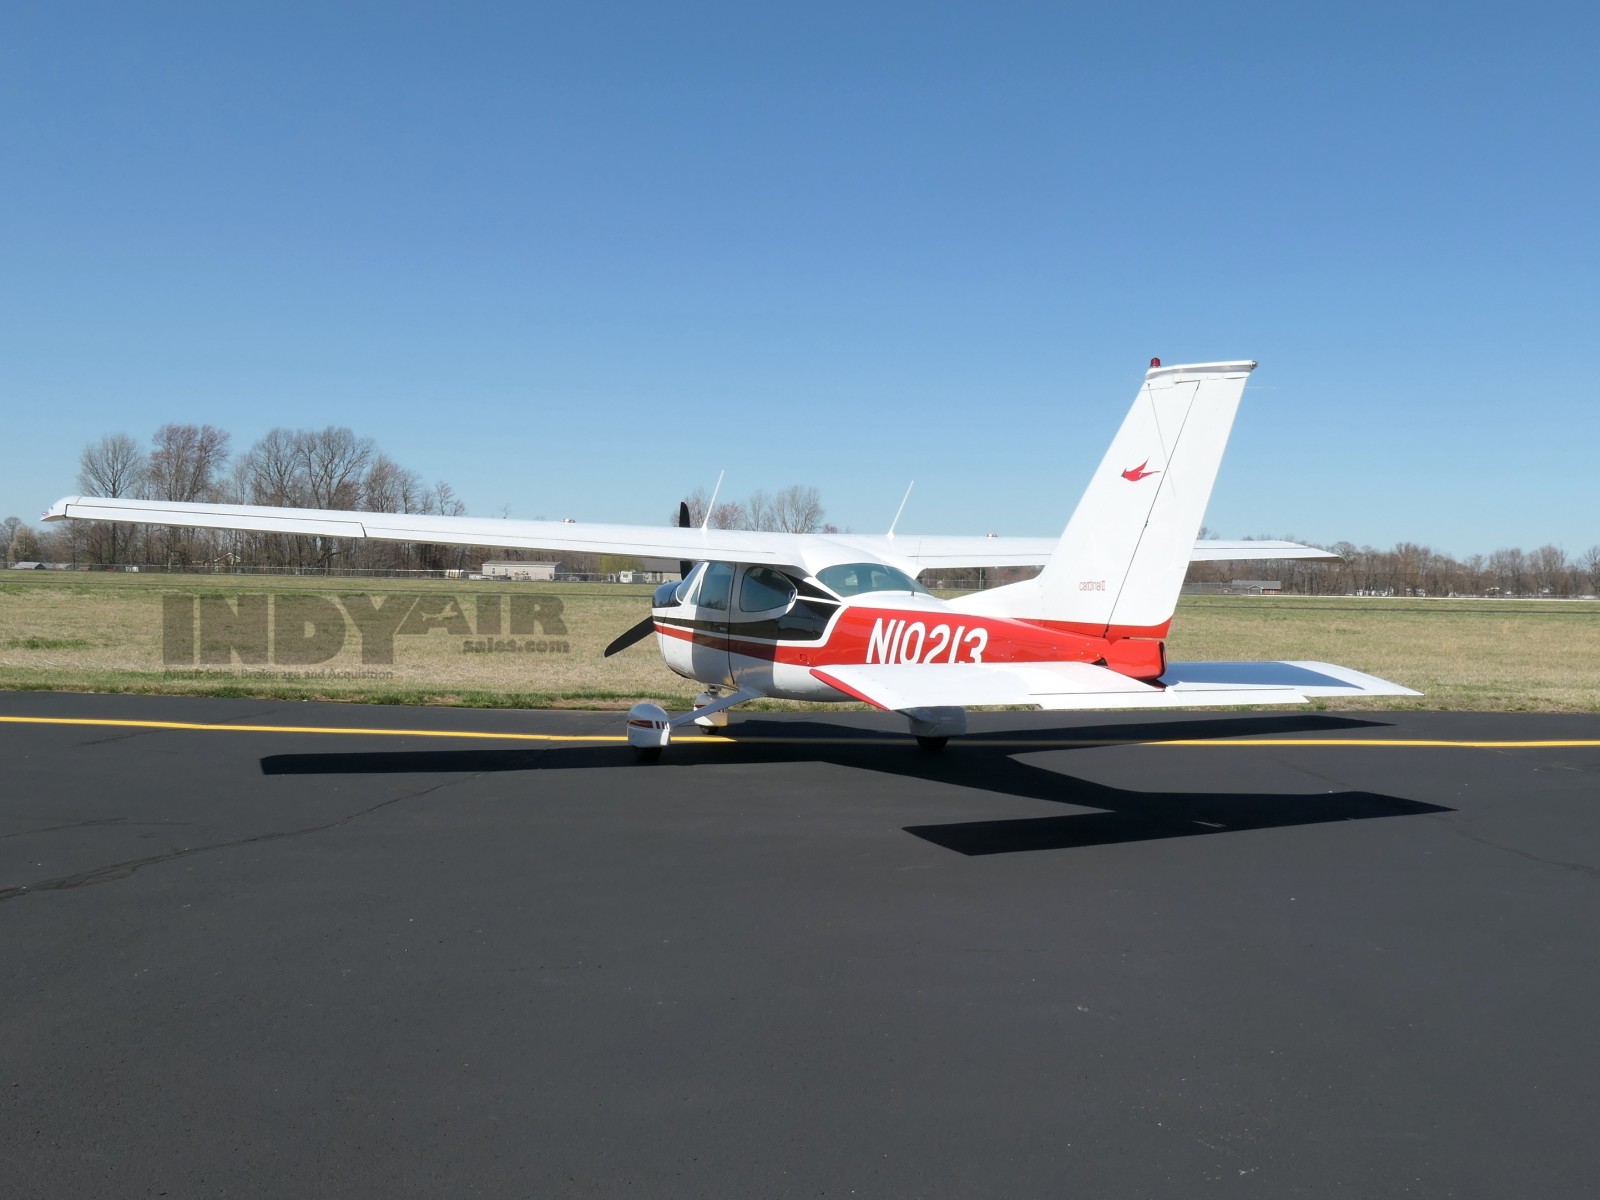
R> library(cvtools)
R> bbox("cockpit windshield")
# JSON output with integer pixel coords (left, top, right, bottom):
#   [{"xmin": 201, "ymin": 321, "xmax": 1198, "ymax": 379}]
[
  {"xmin": 815, "ymin": 562, "xmax": 931, "ymax": 598},
  {"xmin": 671, "ymin": 562, "xmax": 706, "ymax": 605}
]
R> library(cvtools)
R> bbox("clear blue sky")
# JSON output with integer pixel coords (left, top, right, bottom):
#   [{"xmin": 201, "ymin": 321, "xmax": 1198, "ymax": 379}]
[{"xmin": 4, "ymin": 1, "xmax": 1596, "ymax": 557}]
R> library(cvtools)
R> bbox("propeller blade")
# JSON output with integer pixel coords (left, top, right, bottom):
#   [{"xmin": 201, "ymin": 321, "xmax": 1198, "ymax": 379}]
[{"xmin": 603, "ymin": 615, "xmax": 658, "ymax": 658}]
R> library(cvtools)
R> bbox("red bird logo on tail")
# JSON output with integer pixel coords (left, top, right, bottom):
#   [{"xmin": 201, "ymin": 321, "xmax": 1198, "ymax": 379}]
[{"xmin": 1121, "ymin": 460, "xmax": 1160, "ymax": 482}]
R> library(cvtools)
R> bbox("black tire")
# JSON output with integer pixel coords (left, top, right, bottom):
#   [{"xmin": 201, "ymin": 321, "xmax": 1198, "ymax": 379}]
[
  {"xmin": 635, "ymin": 747, "xmax": 663, "ymax": 763},
  {"xmin": 915, "ymin": 735, "xmax": 949, "ymax": 753}
]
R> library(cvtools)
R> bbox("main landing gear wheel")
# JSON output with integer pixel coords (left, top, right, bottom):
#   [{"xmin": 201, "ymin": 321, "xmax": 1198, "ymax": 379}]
[{"xmin": 905, "ymin": 706, "xmax": 964, "ymax": 754}]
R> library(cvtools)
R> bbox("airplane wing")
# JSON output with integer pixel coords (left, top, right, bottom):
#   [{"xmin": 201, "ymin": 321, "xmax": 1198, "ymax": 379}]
[
  {"xmin": 828, "ymin": 536, "xmax": 1340, "ymax": 571},
  {"xmin": 811, "ymin": 659, "xmax": 1416, "ymax": 712},
  {"xmin": 42, "ymin": 496, "xmax": 806, "ymax": 568},
  {"xmin": 42, "ymin": 496, "xmax": 1339, "ymax": 572}
]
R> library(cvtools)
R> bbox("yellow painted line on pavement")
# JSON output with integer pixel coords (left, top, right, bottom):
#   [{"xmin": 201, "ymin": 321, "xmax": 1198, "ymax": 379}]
[
  {"xmin": 1, "ymin": 714, "xmax": 1597, "ymax": 749},
  {"xmin": 0, "ymin": 714, "xmax": 625, "ymax": 742}
]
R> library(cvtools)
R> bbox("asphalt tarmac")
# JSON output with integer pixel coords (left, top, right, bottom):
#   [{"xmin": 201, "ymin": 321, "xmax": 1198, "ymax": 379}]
[{"xmin": 4, "ymin": 691, "xmax": 1599, "ymax": 1198}]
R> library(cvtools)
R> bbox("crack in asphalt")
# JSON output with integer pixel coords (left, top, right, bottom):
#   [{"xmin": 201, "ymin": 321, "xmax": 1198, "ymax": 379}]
[
  {"xmin": 75, "ymin": 729, "xmax": 161, "ymax": 747},
  {"xmin": 0, "ymin": 776, "xmax": 469, "ymax": 904},
  {"xmin": 1451, "ymin": 826, "xmax": 1600, "ymax": 881},
  {"xmin": 0, "ymin": 817, "xmax": 131, "ymax": 841}
]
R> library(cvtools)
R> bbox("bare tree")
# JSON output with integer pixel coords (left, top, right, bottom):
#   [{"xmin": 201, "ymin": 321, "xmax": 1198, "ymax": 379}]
[
  {"xmin": 304, "ymin": 428, "xmax": 373, "ymax": 567},
  {"xmin": 1487, "ymin": 547, "xmax": 1525, "ymax": 596},
  {"xmin": 710, "ymin": 501, "xmax": 745, "ymax": 529},
  {"xmin": 362, "ymin": 454, "xmax": 419, "ymax": 514},
  {"xmin": 77, "ymin": 433, "xmax": 146, "ymax": 564},
  {"xmin": 770, "ymin": 484, "xmax": 825, "ymax": 533},
  {"xmin": 1580, "ymin": 546, "xmax": 1600, "ymax": 595},
  {"xmin": 243, "ymin": 429, "xmax": 308, "ymax": 507},
  {"xmin": 78, "ymin": 433, "xmax": 146, "ymax": 497},
  {"xmin": 238, "ymin": 430, "xmax": 307, "ymax": 566},
  {"xmin": 1530, "ymin": 544, "xmax": 1568, "ymax": 596},
  {"xmin": 1463, "ymin": 553, "xmax": 1487, "ymax": 596},
  {"xmin": 235, "ymin": 427, "xmax": 372, "ymax": 566},
  {"xmin": 360, "ymin": 455, "xmax": 427, "ymax": 569},
  {"xmin": 147, "ymin": 424, "xmax": 231, "ymax": 502},
  {"xmin": 428, "ymin": 480, "xmax": 465, "ymax": 517},
  {"xmin": 297, "ymin": 427, "xmax": 373, "ymax": 510},
  {"xmin": 413, "ymin": 481, "xmax": 470, "ymax": 570},
  {"xmin": 147, "ymin": 423, "xmax": 231, "ymax": 564},
  {"xmin": 743, "ymin": 489, "xmax": 774, "ymax": 532}
]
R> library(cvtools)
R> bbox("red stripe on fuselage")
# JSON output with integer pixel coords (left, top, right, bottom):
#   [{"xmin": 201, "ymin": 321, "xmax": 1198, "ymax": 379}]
[
  {"xmin": 653, "ymin": 606, "xmax": 1129, "ymax": 671},
  {"xmin": 653, "ymin": 621, "xmax": 789, "ymax": 661},
  {"xmin": 1022, "ymin": 617, "xmax": 1173, "ymax": 641}
]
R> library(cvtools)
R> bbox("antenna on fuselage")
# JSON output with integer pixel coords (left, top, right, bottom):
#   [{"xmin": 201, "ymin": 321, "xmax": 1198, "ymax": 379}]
[
  {"xmin": 886, "ymin": 481, "xmax": 915, "ymax": 538},
  {"xmin": 701, "ymin": 470, "xmax": 725, "ymax": 531}
]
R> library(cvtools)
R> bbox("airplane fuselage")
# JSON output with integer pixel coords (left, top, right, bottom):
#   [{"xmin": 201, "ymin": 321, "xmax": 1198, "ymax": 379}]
[{"xmin": 649, "ymin": 561, "xmax": 1166, "ymax": 705}]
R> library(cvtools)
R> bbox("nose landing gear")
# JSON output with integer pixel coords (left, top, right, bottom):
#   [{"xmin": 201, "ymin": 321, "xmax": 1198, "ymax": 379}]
[{"xmin": 626, "ymin": 688, "xmax": 759, "ymax": 761}]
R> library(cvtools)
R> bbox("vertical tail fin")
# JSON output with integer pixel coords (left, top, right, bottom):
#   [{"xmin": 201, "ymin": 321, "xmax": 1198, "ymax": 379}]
[{"xmin": 954, "ymin": 360, "xmax": 1256, "ymax": 636}]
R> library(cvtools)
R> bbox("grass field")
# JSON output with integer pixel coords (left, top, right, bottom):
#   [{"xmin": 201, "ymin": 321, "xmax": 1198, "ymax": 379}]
[{"xmin": 0, "ymin": 572, "xmax": 1596, "ymax": 711}]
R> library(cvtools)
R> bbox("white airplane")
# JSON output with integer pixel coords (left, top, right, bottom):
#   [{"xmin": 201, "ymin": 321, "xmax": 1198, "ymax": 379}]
[{"xmin": 45, "ymin": 358, "xmax": 1416, "ymax": 757}]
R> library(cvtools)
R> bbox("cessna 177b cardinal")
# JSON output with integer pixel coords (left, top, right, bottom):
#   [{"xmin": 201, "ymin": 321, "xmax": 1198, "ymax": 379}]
[{"xmin": 45, "ymin": 358, "xmax": 1416, "ymax": 757}]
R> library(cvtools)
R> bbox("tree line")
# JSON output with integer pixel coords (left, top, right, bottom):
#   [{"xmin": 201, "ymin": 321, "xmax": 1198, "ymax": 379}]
[
  {"xmin": 680, "ymin": 484, "xmax": 835, "ymax": 534},
  {"xmin": 1185, "ymin": 536, "xmax": 1600, "ymax": 598},
  {"xmin": 5, "ymin": 426, "xmax": 835, "ymax": 575},
  {"xmin": 9, "ymin": 424, "xmax": 475, "ymax": 572},
  {"xmin": 5, "ymin": 428, "xmax": 1595, "ymax": 594}
]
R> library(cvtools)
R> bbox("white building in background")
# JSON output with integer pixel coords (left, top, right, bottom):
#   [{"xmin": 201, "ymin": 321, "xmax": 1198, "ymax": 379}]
[{"xmin": 482, "ymin": 560, "xmax": 561, "ymax": 582}]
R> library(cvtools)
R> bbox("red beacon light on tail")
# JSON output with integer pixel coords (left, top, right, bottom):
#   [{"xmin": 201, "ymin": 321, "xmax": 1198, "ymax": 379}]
[{"xmin": 1150, "ymin": 357, "xmax": 1161, "ymax": 368}]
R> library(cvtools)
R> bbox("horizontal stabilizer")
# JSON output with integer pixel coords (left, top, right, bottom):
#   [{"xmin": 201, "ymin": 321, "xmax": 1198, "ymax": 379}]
[
  {"xmin": 812, "ymin": 662, "xmax": 1307, "ymax": 713},
  {"xmin": 1159, "ymin": 661, "xmax": 1420, "ymax": 697},
  {"xmin": 1186, "ymin": 541, "xmax": 1342, "ymax": 563}
]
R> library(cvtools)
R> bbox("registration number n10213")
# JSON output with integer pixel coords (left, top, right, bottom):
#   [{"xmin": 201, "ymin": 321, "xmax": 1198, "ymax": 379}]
[{"xmin": 864, "ymin": 618, "xmax": 988, "ymax": 664}]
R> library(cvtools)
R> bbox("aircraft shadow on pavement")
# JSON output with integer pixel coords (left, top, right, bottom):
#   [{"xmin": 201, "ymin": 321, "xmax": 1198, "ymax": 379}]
[{"xmin": 260, "ymin": 713, "xmax": 1450, "ymax": 856}]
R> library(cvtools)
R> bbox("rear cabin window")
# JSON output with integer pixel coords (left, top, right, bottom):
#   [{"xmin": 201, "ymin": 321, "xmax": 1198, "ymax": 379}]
[{"xmin": 815, "ymin": 562, "xmax": 930, "ymax": 598}]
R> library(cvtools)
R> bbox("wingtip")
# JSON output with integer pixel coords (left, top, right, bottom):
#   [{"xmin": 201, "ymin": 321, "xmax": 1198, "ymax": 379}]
[{"xmin": 40, "ymin": 496, "xmax": 80, "ymax": 522}]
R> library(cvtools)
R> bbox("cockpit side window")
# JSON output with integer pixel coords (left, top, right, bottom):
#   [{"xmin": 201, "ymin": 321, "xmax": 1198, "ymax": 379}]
[
  {"xmin": 697, "ymin": 562, "xmax": 735, "ymax": 612},
  {"xmin": 815, "ymin": 562, "xmax": 931, "ymax": 598},
  {"xmin": 739, "ymin": 566, "xmax": 797, "ymax": 613}
]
